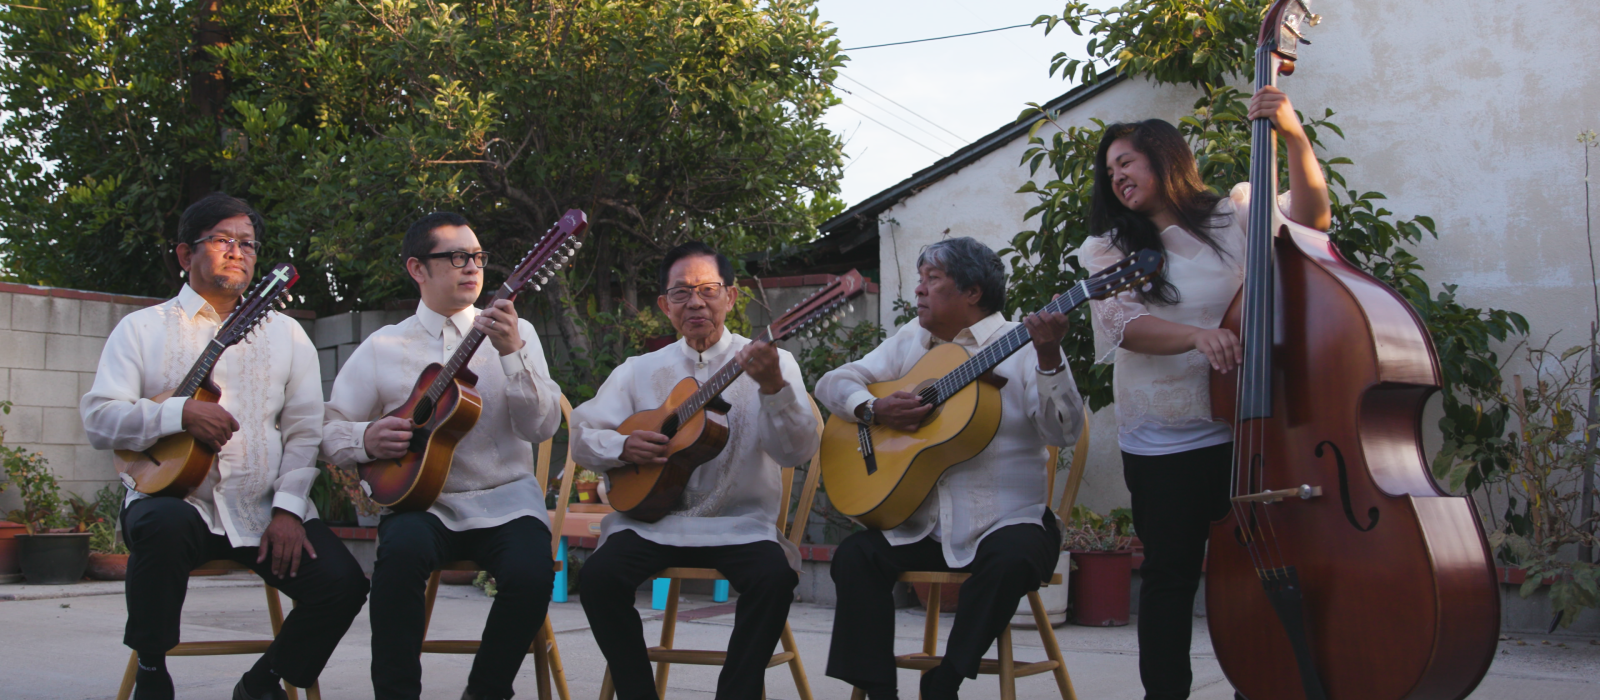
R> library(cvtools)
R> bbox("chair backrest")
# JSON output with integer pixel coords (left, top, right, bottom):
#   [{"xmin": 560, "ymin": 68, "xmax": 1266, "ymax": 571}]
[
  {"xmin": 1044, "ymin": 403, "xmax": 1093, "ymax": 522},
  {"xmin": 780, "ymin": 394, "xmax": 827, "ymax": 545},
  {"xmin": 534, "ymin": 394, "xmax": 578, "ymax": 559}
]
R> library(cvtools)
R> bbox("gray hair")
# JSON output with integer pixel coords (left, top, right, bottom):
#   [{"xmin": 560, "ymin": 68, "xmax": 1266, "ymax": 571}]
[{"xmin": 915, "ymin": 237, "xmax": 1006, "ymax": 314}]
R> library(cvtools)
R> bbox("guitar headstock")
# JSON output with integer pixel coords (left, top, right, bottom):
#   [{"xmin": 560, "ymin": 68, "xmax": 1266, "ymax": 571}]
[
  {"xmin": 216, "ymin": 263, "xmax": 300, "ymax": 348},
  {"xmin": 767, "ymin": 270, "xmax": 868, "ymax": 342},
  {"xmin": 1260, "ymin": 0, "xmax": 1320, "ymax": 61},
  {"xmin": 1084, "ymin": 249, "xmax": 1163, "ymax": 301},
  {"xmin": 505, "ymin": 209, "xmax": 588, "ymax": 297}
]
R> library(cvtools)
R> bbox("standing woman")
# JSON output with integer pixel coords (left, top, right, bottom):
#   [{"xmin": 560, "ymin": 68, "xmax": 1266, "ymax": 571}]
[{"xmin": 1074, "ymin": 86, "xmax": 1330, "ymax": 700}]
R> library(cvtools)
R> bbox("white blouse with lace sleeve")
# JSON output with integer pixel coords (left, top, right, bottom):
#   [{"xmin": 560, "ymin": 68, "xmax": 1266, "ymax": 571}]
[{"xmin": 1071, "ymin": 184, "xmax": 1290, "ymax": 453}]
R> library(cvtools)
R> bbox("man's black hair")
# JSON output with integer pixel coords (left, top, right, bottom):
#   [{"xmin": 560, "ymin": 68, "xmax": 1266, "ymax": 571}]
[
  {"xmin": 403, "ymin": 212, "xmax": 472, "ymax": 264},
  {"xmin": 177, "ymin": 193, "xmax": 265, "ymax": 247},
  {"xmin": 658, "ymin": 240, "xmax": 735, "ymax": 293}
]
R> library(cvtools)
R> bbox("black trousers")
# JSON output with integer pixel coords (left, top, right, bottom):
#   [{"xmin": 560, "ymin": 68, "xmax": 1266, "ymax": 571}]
[
  {"xmin": 1123, "ymin": 443, "xmax": 1233, "ymax": 700},
  {"xmin": 825, "ymin": 518, "xmax": 1060, "ymax": 694},
  {"xmin": 579, "ymin": 529, "xmax": 798, "ymax": 700},
  {"xmin": 370, "ymin": 512, "xmax": 554, "ymax": 700},
  {"xmin": 121, "ymin": 495, "xmax": 370, "ymax": 688}
]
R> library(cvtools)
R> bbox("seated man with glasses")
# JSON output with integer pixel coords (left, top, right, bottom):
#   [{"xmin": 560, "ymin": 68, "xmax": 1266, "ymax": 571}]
[
  {"xmin": 571, "ymin": 240, "xmax": 819, "ymax": 700},
  {"xmin": 82, "ymin": 193, "xmax": 370, "ymax": 700},
  {"xmin": 320, "ymin": 212, "xmax": 564, "ymax": 700}
]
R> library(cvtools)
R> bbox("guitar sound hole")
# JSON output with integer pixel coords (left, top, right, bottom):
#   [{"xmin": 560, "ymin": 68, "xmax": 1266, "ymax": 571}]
[
  {"xmin": 413, "ymin": 397, "xmax": 435, "ymax": 424},
  {"xmin": 660, "ymin": 414, "xmax": 680, "ymax": 439}
]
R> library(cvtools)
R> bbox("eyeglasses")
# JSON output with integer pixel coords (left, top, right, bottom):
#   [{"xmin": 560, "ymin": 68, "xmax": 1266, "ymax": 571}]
[
  {"xmin": 193, "ymin": 235, "xmax": 263, "ymax": 257},
  {"xmin": 664, "ymin": 282, "xmax": 727, "ymax": 304},
  {"xmin": 420, "ymin": 251, "xmax": 490, "ymax": 269}
]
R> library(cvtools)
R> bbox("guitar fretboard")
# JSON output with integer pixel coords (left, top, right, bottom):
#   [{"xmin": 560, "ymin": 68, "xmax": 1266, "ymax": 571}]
[
  {"xmin": 669, "ymin": 328, "xmax": 776, "ymax": 426},
  {"xmin": 175, "ymin": 339, "xmax": 228, "ymax": 398},
  {"xmin": 425, "ymin": 291, "xmax": 505, "ymax": 403},
  {"xmin": 919, "ymin": 281, "xmax": 1091, "ymax": 406}
]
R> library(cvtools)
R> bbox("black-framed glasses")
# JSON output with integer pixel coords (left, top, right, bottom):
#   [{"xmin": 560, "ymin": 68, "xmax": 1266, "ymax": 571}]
[
  {"xmin": 664, "ymin": 282, "xmax": 727, "ymax": 304},
  {"xmin": 193, "ymin": 235, "xmax": 263, "ymax": 257},
  {"xmin": 420, "ymin": 251, "xmax": 490, "ymax": 268}
]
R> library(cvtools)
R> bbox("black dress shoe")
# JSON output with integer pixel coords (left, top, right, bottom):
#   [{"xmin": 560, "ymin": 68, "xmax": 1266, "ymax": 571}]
[
  {"xmin": 232, "ymin": 677, "xmax": 288, "ymax": 700},
  {"xmin": 461, "ymin": 690, "xmax": 510, "ymax": 700}
]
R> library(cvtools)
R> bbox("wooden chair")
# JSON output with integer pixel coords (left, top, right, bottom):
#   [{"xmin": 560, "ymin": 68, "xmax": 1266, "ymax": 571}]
[
  {"xmin": 598, "ymin": 396, "xmax": 827, "ymax": 700},
  {"xmin": 115, "ymin": 560, "xmax": 322, "ymax": 700},
  {"xmin": 419, "ymin": 394, "xmax": 578, "ymax": 700},
  {"xmin": 850, "ymin": 411, "xmax": 1093, "ymax": 700}
]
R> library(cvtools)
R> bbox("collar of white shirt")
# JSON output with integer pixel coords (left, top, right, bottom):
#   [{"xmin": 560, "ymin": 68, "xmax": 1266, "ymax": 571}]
[
  {"xmin": 415, "ymin": 300, "xmax": 477, "ymax": 337},
  {"xmin": 922, "ymin": 311, "xmax": 1008, "ymax": 350},
  {"xmin": 176, "ymin": 283, "xmax": 222, "ymax": 321},
  {"xmin": 676, "ymin": 326, "xmax": 736, "ymax": 363}
]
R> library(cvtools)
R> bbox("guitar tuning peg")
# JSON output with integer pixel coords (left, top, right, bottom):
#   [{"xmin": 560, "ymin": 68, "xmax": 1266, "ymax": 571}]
[
  {"xmin": 532, "ymin": 284, "xmax": 542, "ymax": 292},
  {"xmin": 572, "ymin": 240, "xmax": 583, "ymax": 250},
  {"xmin": 847, "ymin": 303, "xmax": 856, "ymax": 314}
]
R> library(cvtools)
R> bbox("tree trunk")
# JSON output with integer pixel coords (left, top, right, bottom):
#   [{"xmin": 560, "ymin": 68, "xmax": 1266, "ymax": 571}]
[{"xmin": 171, "ymin": 0, "xmax": 228, "ymax": 293}]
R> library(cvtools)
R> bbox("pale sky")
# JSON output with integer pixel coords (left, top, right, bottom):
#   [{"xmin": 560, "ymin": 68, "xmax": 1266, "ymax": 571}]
[{"xmin": 813, "ymin": 0, "xmax": 1092, "ymax": 209}]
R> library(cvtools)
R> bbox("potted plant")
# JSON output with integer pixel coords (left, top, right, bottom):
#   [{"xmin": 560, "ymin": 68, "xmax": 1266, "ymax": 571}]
[
  {"xmin": 3, "ymin": 443, "xmax": 91, "ymax": 585},
  {"xmin": 574, "ymin": 469, "xmax": 602, "ymax": 505},
  {"xmin": 86, "ymin": 485, "xmax": 130, "ymax": 580},
  {"xmin": 1063, "ymin": 505, "xmax": 1134, "ymax": 627},
  {"xmin": 324, "ymin": 463, "xmax": 382, "ymax": 527},
  {"xmin": 0, "ymin": 401, "xmax": 23, "ymax": 577}
]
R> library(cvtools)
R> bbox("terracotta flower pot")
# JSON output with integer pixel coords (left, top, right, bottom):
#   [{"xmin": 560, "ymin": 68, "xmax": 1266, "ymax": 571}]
[
  {"xmin": 87, "ymin": 552, "xmax": 130, "ymax": 580},
  {"xmin": 16, "ymin": 532, "xmax": 92, "ymax": 585},
  {"xmin": 1068, "ymin": 549, "xmax": 1132, "ymax": 627},
  {"xmin": 575, "ymin": 481, "xmax": 601, "ymax": 504},
  {"xmin": 0, "ymin": 521, "xmax": 26, "ymax": 575}
]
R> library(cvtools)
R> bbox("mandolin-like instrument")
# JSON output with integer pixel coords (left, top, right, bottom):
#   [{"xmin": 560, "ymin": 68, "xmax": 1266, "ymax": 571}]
[
  {"xmin": 1204, "ymin": 3, "xmax": 1498, "ymax": 698},
  {"xmin": 357, "ymin": 210, "xmax": 588, "ymax": 512},
  {"xmin": 820, "ymin": 249, "xmax": 1162, "ymax": 531},
  {"xmin": 113, "ymin": 263, "xmax": 301, "ymax": 498},
  {"xmin": 606, "ymin": 270, "xmax": 868, "ymax": 522}
]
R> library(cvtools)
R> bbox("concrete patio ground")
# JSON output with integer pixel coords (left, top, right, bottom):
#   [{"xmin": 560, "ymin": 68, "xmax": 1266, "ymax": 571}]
[{"xmin": 1, "ymin": 577, "xmax": 1595, "ymax": 700}]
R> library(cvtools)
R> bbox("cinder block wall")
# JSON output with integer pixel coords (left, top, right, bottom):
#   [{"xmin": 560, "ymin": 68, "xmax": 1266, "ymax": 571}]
[{"xmin": 0, "ymin": 283, "xmax": 163, "ymax": 508}]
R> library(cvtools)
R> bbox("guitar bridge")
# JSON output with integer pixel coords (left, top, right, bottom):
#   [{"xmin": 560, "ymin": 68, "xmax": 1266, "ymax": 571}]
[{"xmin": 856, "ymin": 423, "xmax": 877, "ymax": 475}]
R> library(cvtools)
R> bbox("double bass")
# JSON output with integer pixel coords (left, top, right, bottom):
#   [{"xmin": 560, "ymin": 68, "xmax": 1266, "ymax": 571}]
[{"xmin": 1205, "ymin": 2, "xmax": 1499, "ymax": 699}]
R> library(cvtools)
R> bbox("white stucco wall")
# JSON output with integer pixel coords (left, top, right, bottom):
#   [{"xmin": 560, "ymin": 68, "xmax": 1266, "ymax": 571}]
[{"xmin": 874, "ymin": 0, "xmax": 1600, "ymax": 515}]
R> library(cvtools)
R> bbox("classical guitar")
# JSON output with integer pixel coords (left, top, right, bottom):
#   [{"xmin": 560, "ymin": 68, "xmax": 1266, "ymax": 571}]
[
  {"xmin": 113, "ymin": 263, "xmax": 301, "ymax": 498},
  {"xmin": 820, "ymin": 249, "xmax": 1162, "ymax": 530},
  {"xmin": 357, "ymin": 210, "xmax": 588, "ymax": 512},
  {"xmin": 606, "ymin": 270, "xmax": 867, "ymax": 522}
]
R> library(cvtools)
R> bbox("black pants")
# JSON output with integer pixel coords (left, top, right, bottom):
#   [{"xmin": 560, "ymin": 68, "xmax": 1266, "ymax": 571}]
[
  {"xmin": 579, "ymin": 529, "xmax": 798, "ymax": 700},
  {"xmin": 370, "ymin": 512, "xmax": 554, "ymax": 700},
  {"xmin": 121, "ymin": 496, "xmax": 370, "ymax": 688},
  {"xmin": 825, "ymin": 518, "xmax": 1060, "ymax": 695},
  {"xmin": 1123, "ymin": 443, "xmax": 1233, "ymax": 700}
]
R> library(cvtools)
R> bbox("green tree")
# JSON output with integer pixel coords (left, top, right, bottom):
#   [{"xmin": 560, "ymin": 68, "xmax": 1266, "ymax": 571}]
[{"xmin": 1, "ymin": 0, "xmax": 845, "ymax": 388}]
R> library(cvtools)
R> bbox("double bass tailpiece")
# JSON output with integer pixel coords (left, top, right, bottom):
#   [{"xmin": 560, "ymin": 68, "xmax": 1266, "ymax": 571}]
[{"xmin": 1230, "ymin": 484, "xmax": 1323, "ymax": 504}]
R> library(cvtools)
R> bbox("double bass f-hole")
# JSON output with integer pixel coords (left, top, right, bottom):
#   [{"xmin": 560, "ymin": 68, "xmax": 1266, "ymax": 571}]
[{"xmin": 1315, "ymin": 440, "xmax": 1380, "ymax": 533}]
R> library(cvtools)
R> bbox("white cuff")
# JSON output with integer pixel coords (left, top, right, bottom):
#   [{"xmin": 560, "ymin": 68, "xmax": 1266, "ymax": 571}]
[
  {"xmin": 160, "ymin": 397, "xmax": 189, "ymax": 437},
  {"xmin": 351, "ymin": 421, "xmax": 372, "ymax": 460},
  {"xmin": 271, "ymin": 491, "xmax": 310, "ymax": 521},
  {"xmin": 758, "ymin": 382, "xmax": 797, "ymax": 408},
  {"xmin": 499, "ymin": 344, "xmax": 531, "ymax": 376},
  {"xmin": 843, "ymin": 390, "xmax": 878, "ymax": 423}
]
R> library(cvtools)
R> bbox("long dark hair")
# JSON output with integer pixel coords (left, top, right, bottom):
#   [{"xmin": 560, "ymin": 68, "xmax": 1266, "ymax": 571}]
[{"xmin": 1089, "ymin": 119, "xmax": 1227, "ymax": 304}]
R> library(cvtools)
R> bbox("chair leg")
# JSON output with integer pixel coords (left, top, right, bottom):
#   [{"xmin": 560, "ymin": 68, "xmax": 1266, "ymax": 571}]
[
  {"xmin": 116, "ymin": 650, "xmax": 138, "ymax": 700},
  {"xmin": 779, "ymin": 622, "xmax": 813, "ymax": 700},
  {"xmin": 266, "ymin": 585, "xmax": 286, "ymax": 635},
  {"xmin": 284, "ymin": 681, "xmax": 300, "ymax": 700},
  {"xmin": 654, "ymin": 578, "xmax": 682, "ymax": 700},
  {"xmin": 422, "ymin": 570, "xmax": 443, "ymax": 638},
  {"xmin": 544, "ymin": 616, "xmax": 571, "ymax": 700},
  {"xmin": 599, "ymin": 667, "xmax": 616, "ymax": 700},
  {"xmin": 850, "ymin": 687, "xmax": 866, "ymax": 700},
  {"xmin": 1028, "ymin": 591, "xmax": 1077, "ymax": 700},
  {"xmin": 533, "ymin": 623, "xmax": 553, "ymax": 700},
  {"xmin": 922, "ymin": 583, "xmax": 941, "ymax": 661},
  {"xmin": 306, "ymin": 680, "xmax": 322, "ymax": 700},
  {"xmin": 997, "ymin": 625, "xmax": 1016, "ymax": 700}
]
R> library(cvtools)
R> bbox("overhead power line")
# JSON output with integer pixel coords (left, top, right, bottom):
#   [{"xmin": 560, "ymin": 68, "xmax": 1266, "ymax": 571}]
[
  {"xmin": 828, "ymin": 80, "xmax": 964, "ymax": 151},
  {"xmin": 835, "ymin": 103, "xmax": 947, "ymax": 158},
  {"xmin": 838, "ymin": 74, "xmax": 969, "ymax": 144},
  {"xmin": 842, "ymin": 23, "xmax": 1031, "ymax": 51}
]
